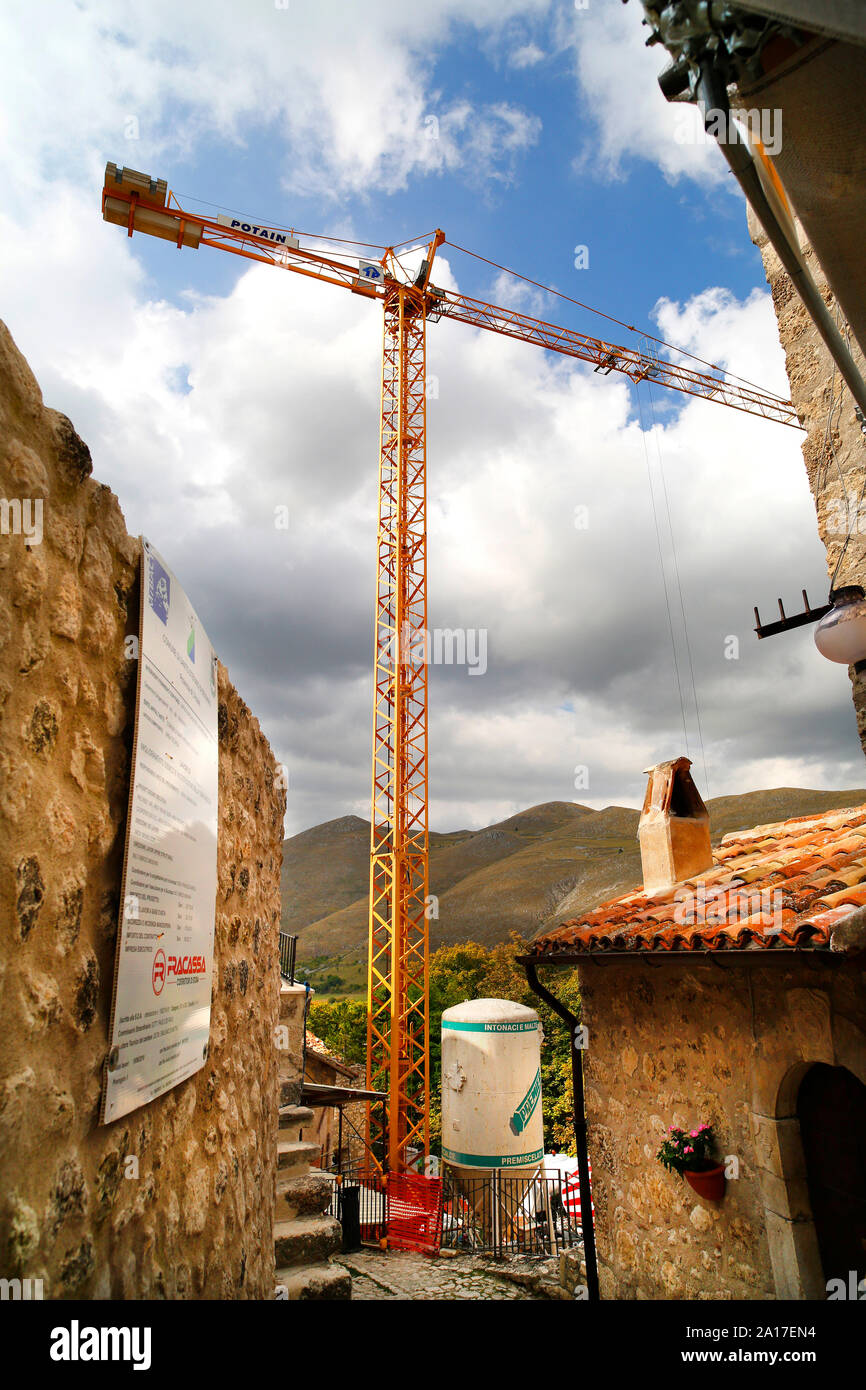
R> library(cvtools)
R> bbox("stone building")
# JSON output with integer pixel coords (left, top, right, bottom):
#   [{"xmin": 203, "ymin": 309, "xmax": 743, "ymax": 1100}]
[
  {"xmin": 525, "ymin": 760, "xmax": 866, "ymax": 1300},
  {"xmin": 750, "ymin": 209, "xmax": 866, "ymax": 751},
  {"xmin": 0, "ymin": 319, "xmax": 345, "ymax": 1299}
]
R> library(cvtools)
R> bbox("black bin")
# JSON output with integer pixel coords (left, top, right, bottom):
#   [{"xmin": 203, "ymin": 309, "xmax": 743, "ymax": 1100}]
[{"xmin": 340, "ymin": 1184, "xmax": 361, "ymax": 1252}]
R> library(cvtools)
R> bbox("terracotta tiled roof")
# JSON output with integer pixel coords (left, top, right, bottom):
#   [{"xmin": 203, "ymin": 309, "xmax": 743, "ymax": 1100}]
[
  {"xmin": 305, "ymin": 1029, "xmax": 358, "ymax": 1076},
  {"xmin": 529, "ymin": 804, "xmax": 866, "ymax": 958}
]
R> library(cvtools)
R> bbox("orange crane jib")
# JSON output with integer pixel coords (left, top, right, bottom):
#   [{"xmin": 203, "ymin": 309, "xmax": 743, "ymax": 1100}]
[{"xmin": 101, "ymin": 162, "xmax": 799, "ymax": 1177}]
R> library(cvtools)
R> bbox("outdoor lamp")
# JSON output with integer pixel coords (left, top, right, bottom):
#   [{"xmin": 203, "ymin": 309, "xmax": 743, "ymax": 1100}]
[{"xmin": 814, "ymin": 586, "xmax": 866, "ymax": 666}]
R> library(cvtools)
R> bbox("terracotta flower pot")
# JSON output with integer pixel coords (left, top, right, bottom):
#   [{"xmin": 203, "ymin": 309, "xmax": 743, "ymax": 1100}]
[{"xmin": 684, "ymin": 1164, "xmax": 726, "ymax": 1201}]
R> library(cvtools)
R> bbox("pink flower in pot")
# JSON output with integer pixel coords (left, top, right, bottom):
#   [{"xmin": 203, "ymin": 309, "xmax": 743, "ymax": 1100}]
[{"xmin": 656, "ymin": 1123, "xmax": 726, "ymax": 1201}]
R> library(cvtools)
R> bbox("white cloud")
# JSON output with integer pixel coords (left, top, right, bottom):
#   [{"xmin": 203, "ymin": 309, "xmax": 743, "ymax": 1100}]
[
  {"xmin": 1, "ymin": 0, "xmax": 860, "ymax": 841},
  {"xmin": 3, "ymin": 181, "xmax": 858, "ymax": 833},
  {"xmin": 652, "ymin": 287, "xmax": 792, "ymax": 396},
  {"xmin": 0, "ymin": 0, "xmax": 547, "ymax": 206},
  {"xmin": 487, "ymin": 268, "xmax": 557, "ymax": 318},
  {"xmin": 508, "ymin": 42, "xmax": 546, "ymax": 69},
  {"xmin": 562, "ymin": 2, "xmax": 725, "ymax": 185}
]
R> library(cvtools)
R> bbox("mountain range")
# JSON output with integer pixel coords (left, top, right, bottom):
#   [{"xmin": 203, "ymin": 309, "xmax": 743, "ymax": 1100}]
[{"xmin": 281, "ymin": 786, "xmax": 866, "ymax": 992}]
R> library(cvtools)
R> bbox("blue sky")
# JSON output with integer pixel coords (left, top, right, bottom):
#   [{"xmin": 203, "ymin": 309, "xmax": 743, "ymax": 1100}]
[
  {"xmin": 124, "ymin": 13, "xmax": 760, "ymax": 354},
  {"xmin": 2, "ymin": 0, "xmax": 862, "ymax": 835}
]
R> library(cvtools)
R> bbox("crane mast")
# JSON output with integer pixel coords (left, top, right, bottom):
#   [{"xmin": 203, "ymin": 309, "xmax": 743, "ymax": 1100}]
[
  {"xmin": 100, "ymin": 163, "xmax": 800, "ymax": 1180},
  {"xmin": 368, "ymin": 283, "xmax": 431, "ymax": 1171}
]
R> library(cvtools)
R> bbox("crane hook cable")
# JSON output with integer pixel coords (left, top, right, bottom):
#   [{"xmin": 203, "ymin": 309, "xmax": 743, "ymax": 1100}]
[
  {"xmin": 647, "ymin": 379, "xmax": 710, "ymax": 798},
  {"xmin": 637, "ymin": 381, "xmax": 691, "ymax": 761}
]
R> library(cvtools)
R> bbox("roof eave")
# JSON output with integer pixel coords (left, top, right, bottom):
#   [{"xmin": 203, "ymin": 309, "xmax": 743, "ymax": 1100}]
[{"xmin": 517, "ymin": 944, "xmax": 836, "ymax": 965}]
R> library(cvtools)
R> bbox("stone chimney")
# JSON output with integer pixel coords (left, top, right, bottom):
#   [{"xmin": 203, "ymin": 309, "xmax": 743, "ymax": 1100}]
[{"xmin": 638, "ymin": 757, "xmax": 713, "ymax": 896}]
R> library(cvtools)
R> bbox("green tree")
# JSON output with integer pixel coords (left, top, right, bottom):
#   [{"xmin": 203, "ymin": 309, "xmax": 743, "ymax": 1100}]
[
  {"xmin": 309, "ymin": 935, "xmax": 582, "ymax": 1157},
  {"xmin": 307, "ymin": 997, "xmax": 367, "ymax": 1067}
]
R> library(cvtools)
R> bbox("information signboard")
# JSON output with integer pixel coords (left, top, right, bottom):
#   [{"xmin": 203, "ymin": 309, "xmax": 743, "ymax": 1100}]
[{"xmin": 101, "ymin": 539, "xmax": 219, "ymax": 1124}]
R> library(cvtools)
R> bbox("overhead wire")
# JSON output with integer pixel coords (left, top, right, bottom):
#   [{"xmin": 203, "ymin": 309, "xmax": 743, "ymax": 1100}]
[
  {"xmin": 172, "ymin": 189, "xmax": 443, "ymax": 277},
  {"xmin": 443, "ymin": 238, "xmax": 781, "ymax": 395},
  {"xmin": 171, "ymin": 190, "xmax": 390, "ymax": 251},
  {"xmin": 165, "ymin": 197, "xmax": 789, "ymax": 408},
  {"xmin": 389, "ymin": 244, "xmax": 432, "ymax": 279},
  {"xmin": 391, "ymin": 232, "xmax": 438, "ymax": 252},
  {"xmin": 165, "ymin": 199, "xmax": 791, "ymax": 411}
]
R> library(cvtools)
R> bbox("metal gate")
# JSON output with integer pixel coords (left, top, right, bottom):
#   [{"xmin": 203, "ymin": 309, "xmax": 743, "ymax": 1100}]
[{"xmin": 440, "ymin": 1168, "xmax": 585, "ymax": 1258}]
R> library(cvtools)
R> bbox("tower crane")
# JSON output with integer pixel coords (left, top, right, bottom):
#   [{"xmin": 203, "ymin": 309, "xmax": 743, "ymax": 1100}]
[{"xmin": 101, "ymin": 162, "xmax": 799, "ymax": 1175}]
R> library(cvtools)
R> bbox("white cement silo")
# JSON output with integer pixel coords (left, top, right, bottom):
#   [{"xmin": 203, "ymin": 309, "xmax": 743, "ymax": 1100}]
[{"xmin": 441, "ymin": 998, "xmax": 544, "ymax": 1176}]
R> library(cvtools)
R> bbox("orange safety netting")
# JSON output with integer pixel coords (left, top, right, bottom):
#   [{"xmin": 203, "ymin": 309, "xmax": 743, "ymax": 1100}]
[{"xmin": 386, "ymin": 1173, "xmax": 443, "ymax": 1255}]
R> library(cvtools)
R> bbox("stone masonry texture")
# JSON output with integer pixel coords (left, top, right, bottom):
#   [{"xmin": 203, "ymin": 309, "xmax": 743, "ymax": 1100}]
[
  {"xmin": 749, "ymin": 208, "xmax": 866, "ymax": 755},
  {"xmin": 0, "ymin": 319, "xmax": 286, "ymax": 1299},
  {"xmin": 579, "ymin": 954, "xmax": 866, "ymax": 1300}
]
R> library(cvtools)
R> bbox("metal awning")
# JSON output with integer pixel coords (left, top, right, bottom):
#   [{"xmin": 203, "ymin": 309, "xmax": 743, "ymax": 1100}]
[{"xmin": 302, "ymin": 1081, "xmax": 388, "ymax": 1108}]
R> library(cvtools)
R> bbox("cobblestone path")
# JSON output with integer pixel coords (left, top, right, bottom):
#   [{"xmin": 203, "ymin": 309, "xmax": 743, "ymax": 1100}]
[{"xmin": 336, "ymin": 1248, "xmax": 540, "ymax": 1300}]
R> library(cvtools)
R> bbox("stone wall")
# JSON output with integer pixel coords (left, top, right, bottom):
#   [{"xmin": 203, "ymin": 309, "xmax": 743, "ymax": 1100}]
[
  {"xmin": 750, "ymin": 208, "xmax": 866, "ymax": 752},
  {"xmin": 0, "ymin": 320, "xmax": 286, "ymax": 1299},
  {"xmin": 579, "ymin": 953, "xmax": 866, "ymax": 1300},
  {"xmin": 278, "ymin": 982, "xmax": 309, "ymax": 1109}
]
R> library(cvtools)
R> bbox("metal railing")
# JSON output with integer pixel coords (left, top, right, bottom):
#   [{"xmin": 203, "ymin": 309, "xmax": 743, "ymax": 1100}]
[
  {"xmin": 440, "ymin": 1169, "xmax": 583, "ymax": 1258},
  {"xmin": 323, "ymin": 1162, "xmax": 584, "ymax": 1259},
  {"xmin": 279, "ymin": 930, "xmax": 297, "ymax": 983}
]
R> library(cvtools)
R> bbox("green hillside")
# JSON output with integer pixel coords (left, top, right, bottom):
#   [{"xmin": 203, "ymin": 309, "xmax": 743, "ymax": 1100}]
[{"xmin": 282, "ymin": 787, "xmax": 866, "ymax": 995}]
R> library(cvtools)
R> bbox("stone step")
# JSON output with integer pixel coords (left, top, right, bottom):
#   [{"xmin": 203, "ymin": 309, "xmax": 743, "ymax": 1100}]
[
  {"xmin": 278, "ymin": 1105, "xmax": 314, "ymax": 1133},
  {"xmin": 277, "ymin": 1139, "xmax": 320, "ymax": 1174},
  {"xmin": 276, "ymin": 1170, "xmax": 335, "ymax": 1222},
  {"xmin": 275, "ymin": 1262, "xmax": 352, "ymax": 1301},
  {"xmin": 274, "ymin": 1215, "xmax": 342, "ymax": 1270}
]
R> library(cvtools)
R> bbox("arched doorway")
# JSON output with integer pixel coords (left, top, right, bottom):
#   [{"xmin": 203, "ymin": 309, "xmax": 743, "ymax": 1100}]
[{"xmin": 797, "ymin": 1063, "xmax": 866, "ymax": 1289}]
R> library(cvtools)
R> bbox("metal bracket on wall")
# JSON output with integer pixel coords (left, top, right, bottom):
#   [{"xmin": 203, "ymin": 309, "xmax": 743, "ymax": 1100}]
[{"xmin": 753, "ymin": 590, "xmax": 831, "ymax": 639}]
